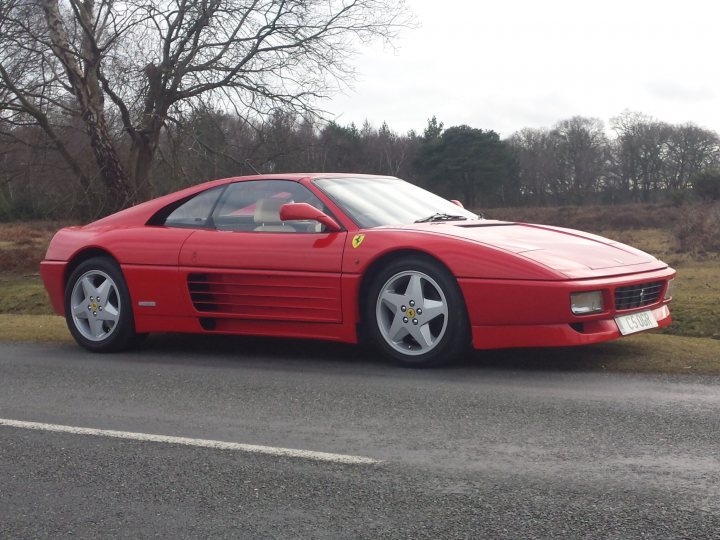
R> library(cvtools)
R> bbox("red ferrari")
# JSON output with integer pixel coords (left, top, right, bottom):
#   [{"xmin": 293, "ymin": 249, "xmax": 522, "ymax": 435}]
[{"xmin": 40, "ymin": 174, "xmax": 675, "ymax": 366}]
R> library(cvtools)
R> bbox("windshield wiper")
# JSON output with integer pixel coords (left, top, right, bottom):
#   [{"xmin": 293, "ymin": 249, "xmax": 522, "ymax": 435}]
[{"xmin": 414, "ymin": 213, "xmax": 468, "ymax": 223}]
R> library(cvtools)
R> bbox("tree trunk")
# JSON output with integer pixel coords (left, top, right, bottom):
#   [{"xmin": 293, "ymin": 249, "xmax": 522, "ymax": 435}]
[
  {"xmin": 42, "ymin": 0, "xmax": 132, "ymax": 212},
  {"xmin": 128, "ymin": 134, "xmax": 158, "ymax": 203},
  {"xmin": 125, "ymin": 63, "xmax": 168, "ymax": 203}
]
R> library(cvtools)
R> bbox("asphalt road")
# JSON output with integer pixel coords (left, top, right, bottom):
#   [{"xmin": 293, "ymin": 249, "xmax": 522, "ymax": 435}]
[{"xmin": 1, "ymin": 337, "xmax": 719, "ymax": 539}]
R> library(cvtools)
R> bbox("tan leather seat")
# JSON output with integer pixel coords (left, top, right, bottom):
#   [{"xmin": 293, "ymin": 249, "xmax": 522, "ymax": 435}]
[{"xmin": 253, "ymin": 198, "xmax": 296, "ymax": 232}]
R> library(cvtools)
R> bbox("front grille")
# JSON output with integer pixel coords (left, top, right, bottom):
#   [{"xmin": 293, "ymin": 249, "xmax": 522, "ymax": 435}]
[{"xmin": 614, "ymin": 281, "xmax": 663, "ymax": 310}]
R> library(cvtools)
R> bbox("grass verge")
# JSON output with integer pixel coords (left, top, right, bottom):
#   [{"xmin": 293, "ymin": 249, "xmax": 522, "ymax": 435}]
[
  {"xmin": 0, "ymin": 274, "xmax": 54, "ymax": 315},
  {"xmin": 0, "ymin": 314, "xmax": 718, "ymax": 374},
  {"xmin": 0, "ymin": 314, "xmax": 71, "ymax": 342}
]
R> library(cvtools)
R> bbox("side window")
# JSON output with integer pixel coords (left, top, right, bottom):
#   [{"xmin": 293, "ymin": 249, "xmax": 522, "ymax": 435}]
[
  {"xmin": 212, "ymin": 180, "xmax": 327, "ymax": 233},
  {"xmin": 164, "ymin": 186, "xmax": 224, "ymax": 228}
]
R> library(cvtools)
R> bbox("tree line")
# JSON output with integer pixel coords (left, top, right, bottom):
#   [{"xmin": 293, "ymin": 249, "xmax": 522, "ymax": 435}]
[
  {"xmin": 2, "ymin": 106, "xmax": 719, "ymax": 220},
  {"xmin": 509, "ymin": 112, "xmax": 720, "ymax": 206}
]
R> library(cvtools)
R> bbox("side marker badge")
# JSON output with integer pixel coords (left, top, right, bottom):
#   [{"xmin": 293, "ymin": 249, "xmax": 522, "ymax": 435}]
[{"xmin": 352, "ymin": 234, "xmax": 366, "ymax": 249}]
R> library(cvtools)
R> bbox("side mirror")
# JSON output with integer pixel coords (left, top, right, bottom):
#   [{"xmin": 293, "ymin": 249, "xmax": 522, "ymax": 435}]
[
  {"xmin": 450, "ymin": 199, "xmax": 464, "ymax": 208},
  {"xmin": 279, "ymin": 202, "xmax": 342, "ymax": 232}
]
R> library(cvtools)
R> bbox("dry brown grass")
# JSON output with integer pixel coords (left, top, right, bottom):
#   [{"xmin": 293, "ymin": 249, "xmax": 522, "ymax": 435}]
[
  {"xmin": 483, "ymin": 203, "xmax": 687, "ymax": 233},
  {"xmin": 485, "ymin": 203, "xmax": 720, "ymax": 263},
  {"xmin": 674, "ymin": 202, "xmax": 720, "ymax": 254},
  {"xmin": 0, "ymin": 221, "xmax": 64, "ymax": 274}
]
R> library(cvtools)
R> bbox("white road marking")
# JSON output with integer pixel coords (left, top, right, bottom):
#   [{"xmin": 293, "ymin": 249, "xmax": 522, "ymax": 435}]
[{"xmin": 0, "ymin": 418, "xmax": 380, "ymax": 465}]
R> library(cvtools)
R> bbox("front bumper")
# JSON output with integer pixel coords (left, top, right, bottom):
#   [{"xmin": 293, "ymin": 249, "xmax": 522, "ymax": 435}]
[
  {"xmin": 470, "ymin": 304, "xmax": 670, "ymax": 349},
  {"xmin": 39, "ymin": 260, "xmax": 67, "ymax": 315},
  {"xmin": 458, "ymin": 267, "xmax": 675, "ymax": 350}
]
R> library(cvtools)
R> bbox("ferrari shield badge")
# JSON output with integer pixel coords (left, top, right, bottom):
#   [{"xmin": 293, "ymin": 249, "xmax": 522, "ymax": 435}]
[{"xmin": 352, "ymin": 234, "xmax": 365, "ymax": 248}]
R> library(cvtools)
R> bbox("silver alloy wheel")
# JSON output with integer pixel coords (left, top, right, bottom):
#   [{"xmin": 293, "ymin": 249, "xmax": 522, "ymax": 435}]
[
  {"xmin": 69, "ymin": 269, "xmax": 122, "ymax": 342},
  {"xmin": 375, "ymin": 270, "xmax": 449, "ymax": 356}
]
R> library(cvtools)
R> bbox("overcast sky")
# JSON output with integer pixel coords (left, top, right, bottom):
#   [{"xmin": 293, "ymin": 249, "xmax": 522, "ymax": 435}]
[{"xmin": 326, "ymin": 0, "xmax": 720, "ymax": 138}]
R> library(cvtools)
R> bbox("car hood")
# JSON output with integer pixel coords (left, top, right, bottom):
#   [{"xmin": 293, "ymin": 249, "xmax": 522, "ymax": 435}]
[{"xmin": 395, "ymin": 220, "xmax": 660, "ymax": 273}]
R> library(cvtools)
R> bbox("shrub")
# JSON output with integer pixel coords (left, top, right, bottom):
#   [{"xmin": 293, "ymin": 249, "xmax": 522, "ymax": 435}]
[
  {"xmin": 693, "ymin": 170, "xmax": 720, "ymax": 201},
  {"xmin": 674, "ymin": 203, "xmax": 720, "ymax": 254},
  {"xmin": 483, "ymin": 203, "xmax": 686, "ymax": 234}
]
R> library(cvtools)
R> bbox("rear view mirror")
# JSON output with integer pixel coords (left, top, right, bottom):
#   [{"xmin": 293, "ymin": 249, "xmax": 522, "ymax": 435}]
[
  {"xmin": 279, "ymin": 203, "xmax": 341, "ymax": 232},
  {"xmin": 450, "ymin": 199, "xmax": 464, "ymax": 208}
]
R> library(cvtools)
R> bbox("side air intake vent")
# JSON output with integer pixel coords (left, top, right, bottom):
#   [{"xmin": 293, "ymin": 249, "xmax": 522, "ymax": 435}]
[
  {"xmin": 186, "ymin": 272, "xmax": 342, "ymax": 322},
  {"xmin": 188, "ymin": 273, "xmax": 218, "ymax": 312}
]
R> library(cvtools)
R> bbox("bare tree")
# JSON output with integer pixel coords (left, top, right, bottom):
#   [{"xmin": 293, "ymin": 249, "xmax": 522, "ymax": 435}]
[
  {"xmin": 0, "ymin": 0, "xmax": 412, "ymax": 211},
  {"xmin": 550, "ymin": 116, "xmax": 609, "ymax": 203},
  {"xmin": 665, "ymin": 123, "xmax": 720, "ymax": 191},
  {"xmin": 610, "ymin": 111, "xmax": 672, "ymax": 201},
  {"xmin": 507, "ymin": 127, "xmax": 560, "ymax": 204}
]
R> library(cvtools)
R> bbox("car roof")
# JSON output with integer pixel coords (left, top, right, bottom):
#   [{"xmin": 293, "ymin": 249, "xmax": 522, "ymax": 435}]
[
  {"xmin": 85, "ymin": 173, "xmax": 398, "ymax": 229},
  {"xmin": 214, "ymin": 173, "xmax": 398, "ymax": 182}
]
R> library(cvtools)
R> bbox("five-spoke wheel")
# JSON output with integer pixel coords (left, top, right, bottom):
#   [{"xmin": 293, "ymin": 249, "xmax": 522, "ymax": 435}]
[
  {"xmin": 376, "ymin": 271, "xmax": 448, "ymax": 356},
  {"xmin": 64, "ymin": 257, "xmax": 141, "ymax": 352},
  {"xmin": 69, "ymin": 269, "xmax": 121, "ymax": 342},
  {"xmin": 367, "ymin": 256, "xmax": 469, "ymax": 366}
]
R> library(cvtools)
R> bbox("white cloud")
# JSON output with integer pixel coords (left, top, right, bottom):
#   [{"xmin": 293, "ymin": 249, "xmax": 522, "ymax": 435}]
[{"xmin": 327, "ymin": 0, "xmax": 720, "ymax": 137}]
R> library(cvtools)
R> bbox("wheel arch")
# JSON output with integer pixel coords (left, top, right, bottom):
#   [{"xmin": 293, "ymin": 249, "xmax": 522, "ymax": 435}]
[
  {"xmin": 357, "ymin": 248, "xmax": 463, "ymax": 332},
  {"xmin": 64, "ymin": 248, "xmax": 121, "ymax": 288}
]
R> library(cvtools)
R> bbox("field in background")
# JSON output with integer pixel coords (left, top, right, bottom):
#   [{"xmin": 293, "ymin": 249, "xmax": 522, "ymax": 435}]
[
  {"xmin": 0, "ymin": 221, "xmax": 62, "ymax": 275},
  {"xmin": 485, "ymin": 202, "xmax": 720, "ymax": 255},
  {"xmin": 1, "ymin": 203, "xmax": 718, "ymax": 353},
  {"xmin": 0, "ymin": 221, "xmax": 63, "ymax": 316}
]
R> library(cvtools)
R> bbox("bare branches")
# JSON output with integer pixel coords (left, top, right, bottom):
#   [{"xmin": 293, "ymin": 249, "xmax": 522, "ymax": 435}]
[
  {"xmin": 1, "ymin": 0, "xmax": 413, "ymax": 211},
  {"xmin": 0, "ymin": 59, "xmax": 93, "ymax": 191}
]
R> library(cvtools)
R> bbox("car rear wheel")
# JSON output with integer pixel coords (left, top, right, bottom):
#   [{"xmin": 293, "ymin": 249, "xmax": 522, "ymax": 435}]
[
  {"xmin": 64, "ymin": 257, "xmax": 141, "ymax": 352},
  {"xmin": 366, "ymin": 257, "xmax": 470, "ymax": 367}
]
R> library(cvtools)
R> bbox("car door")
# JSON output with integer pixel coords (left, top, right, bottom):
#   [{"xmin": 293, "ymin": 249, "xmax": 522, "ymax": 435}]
[{"xmin": 178, "ymin": 180, "xmax": 347, "ymax": 323}]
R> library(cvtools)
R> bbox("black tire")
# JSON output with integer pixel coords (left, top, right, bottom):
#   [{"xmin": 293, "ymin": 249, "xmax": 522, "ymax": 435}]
[
  {"xmin": 64, "ymin": 257, "xmax": 142, "ymax": 352},
  {"xmin": 365, "ymin": 256, "xmax": 470, "ymax": 367}
]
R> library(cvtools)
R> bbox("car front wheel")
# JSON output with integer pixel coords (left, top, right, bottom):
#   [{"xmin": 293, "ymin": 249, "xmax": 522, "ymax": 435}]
[
  {"xmin": 64, "ymin": 257, "xmax": 140, "ymax": 352},
  {"xmin": 366, "ymin": 257, "xmax": 470, "ymax": 367}
]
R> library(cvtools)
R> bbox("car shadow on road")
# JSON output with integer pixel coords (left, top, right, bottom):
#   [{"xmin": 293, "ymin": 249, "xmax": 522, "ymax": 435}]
[
  {"xmin": 137, "ymin": 332, "xmax": 635, "ymax": 374},
  {"xmin": 457, "ymin": 342, "xmax": 636, "ymax": 372},
  {"xmin": 140, "ymin": 332, "xmax": 385, "ymax": 367}
]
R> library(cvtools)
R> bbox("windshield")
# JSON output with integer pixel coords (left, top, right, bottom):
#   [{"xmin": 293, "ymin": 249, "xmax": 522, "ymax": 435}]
[{"xmin": 314, "ymin": 177, "xmax": 478, "ymax": 228}]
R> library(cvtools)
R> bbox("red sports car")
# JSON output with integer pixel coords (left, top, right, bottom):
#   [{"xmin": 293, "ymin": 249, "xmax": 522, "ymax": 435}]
[{"xmin": 40, "ymin": 174, "xmax": 675, "ymax": 366}]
